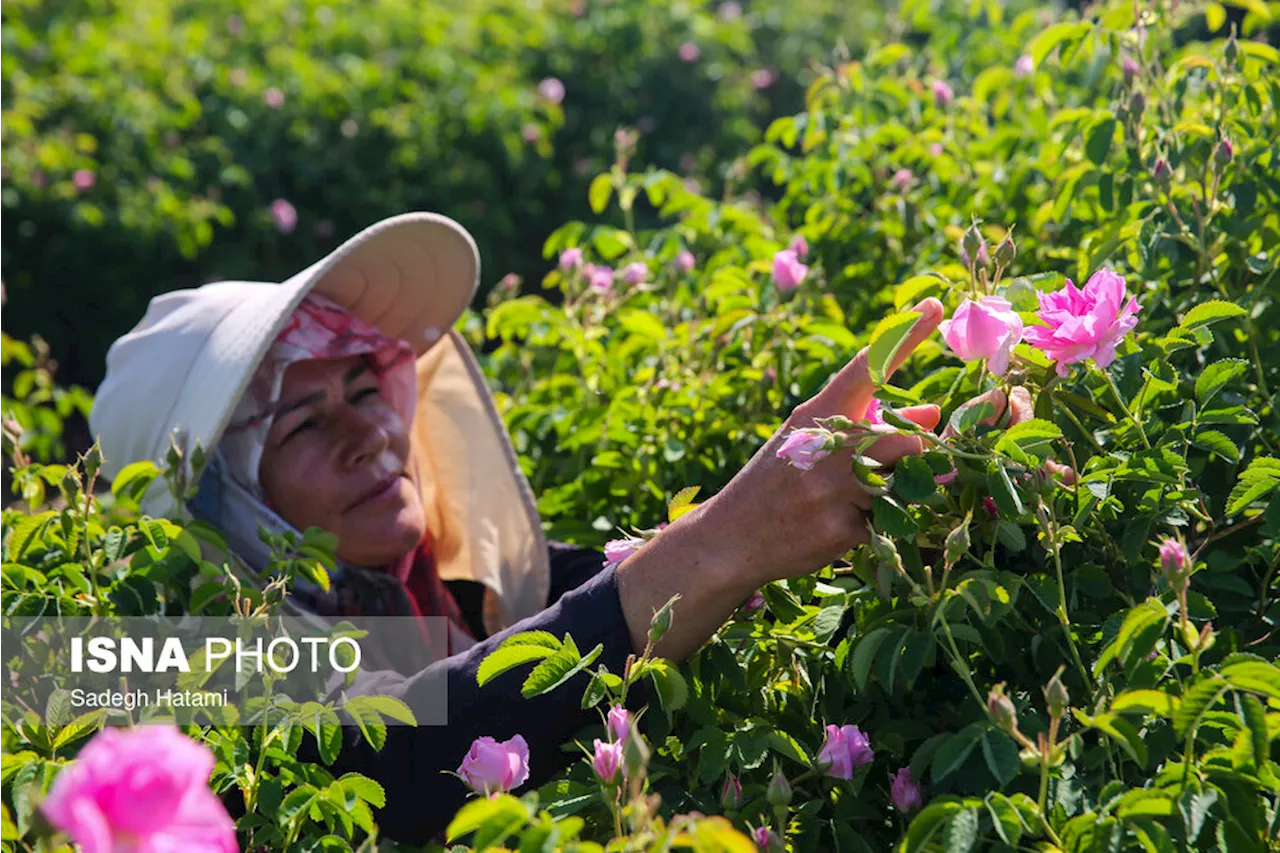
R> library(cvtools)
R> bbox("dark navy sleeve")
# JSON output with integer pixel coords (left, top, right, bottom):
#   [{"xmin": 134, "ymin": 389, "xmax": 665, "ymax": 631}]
[{"xmin": 299, "ymin": 544, "xmax": 634, "ymax": 846}]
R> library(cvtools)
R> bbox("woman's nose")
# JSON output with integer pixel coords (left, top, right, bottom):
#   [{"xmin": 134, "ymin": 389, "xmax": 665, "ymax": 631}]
[{"xmin": 339, "ymin": 405, "xmax": 390, "ymax": 468}]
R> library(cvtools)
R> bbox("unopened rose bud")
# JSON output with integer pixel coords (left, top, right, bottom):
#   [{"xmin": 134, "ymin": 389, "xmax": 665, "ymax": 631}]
[
  {"xmin": 1152, "ymin": 157, "xmax": 1171, "ymax": 182},
  {"xmin": 944, "ymin": 519, "xmax": 970, "ymax": 568},
  {"xmin": 1214, "ymin": 137, "xmax": 1233, "ymax": 166},
  {"xmin": 962, "ymin": 223, "xmax": 984, "ymax": 264},
  {"xmin": 988, "ymin": 684, "xmax": 1019, "ymax": 735},
  {"xmin": 720, "ymin": 773, "xmax": 742, "ymax": 811},
  {"xmin": 1043, "ymin": 668, "xmax": 1069, "ymax": 719},
  {"xmin": 994, "ymin": 232, "xmax": 1016, "ymax": 268},
  {"xmin": 1158, "ymin": 537, "xmax": 1192, "ymax": 593},
  {"xmin": 766, "ymin": 765, "xmax": 793, "ymax": 807},
  {"xmin": 1128, "ymin": 90, "xmax": 1146, "ymax": 116}
]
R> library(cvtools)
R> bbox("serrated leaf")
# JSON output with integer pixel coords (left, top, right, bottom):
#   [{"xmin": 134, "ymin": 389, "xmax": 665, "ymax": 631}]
[
  {"xmin": 982, "ymin": 730, "xmax": 1020, "ymax": 786},
  {"xmin": 1027, "ymin": 20, "xmax": 1093, "ymax": 65},
  {"xmin": 1110, "ymin": 689, "xmax": 1178, "ymax": 718},
  {"xmin": 895, "ymin": 275, "xmax": 945, "ymax": 311},
  {"xmin": 337, "ymin": 773, "xmax": 387, "ymax": 808},
  {"xmin": 1192, "ymin": 429, "xmax": 1240, "ymax": 463},
  {"xmin": 1240, "ymin": 695, "xmax": 1268, "ymax": 769},
  {"xmin": 931, "ymin": 726, "xmax": 984, "ymax": 782},
  {"xmin": 996, "ymin": 419, "xmax": 1063, "ymax": 461},
  {"xmin": 987, "ymin": 462, "xmax": 1024, "ymax": 517},
  {"xmin": 1178, "ymin": 787, "xmax": 1218, "ymax": 843},
  {"xmin": 668, "ymin": 486, "xmax": 701, "ymax": 523},
  {"xmin": 1079, "ymin": 711, "xmax": 1149, "ymax": 767},
  {"xmin": 647, "ymin": 659, "xmax": 688, "ymax": 711},
  {"xmin": 1195, "ymin": 359, "xmax": 1248, "ymax": 407},
  {"xmin": 1086, "ymin": 117, "xmax": 1118, "ymax": 164},
  {"xmin": 902, "ymin": 801, "xmax": 963, "ymax": 853},
  {"xmin": 521, "ymin": 642, "xmax": 601, "ymax": 698},
  {"xmin": 477, "ymin": 643, "xmax": 557, "ymax": 687},
  {"xmin": 985, "ymin": 794, "xmax": 1024, "ymax": 847},
  {"xmin": 446, "ymin": 793, "xmax": 529, "ymax": 843},
  {"xmin": 944, "ymin": 807, "xmax": 979, "ymax": 853},
  {"xmin": 1221, "ymin": 660, "xmax": 1280, "ymax": 699},
  {"xmin": 849, "ymin": 628, "xmax": 891, "ymax": 692},
  {"xmin": 1178, "ymin": 300, "xmax": 1246, "ymax": 331},
  {"xmin": 893, "ymin": 455, "xmax": 938, "ymax": 502},
  {"xmin": 1174, "ymin": 676, "xmax": 1231, "ymax": 738}
]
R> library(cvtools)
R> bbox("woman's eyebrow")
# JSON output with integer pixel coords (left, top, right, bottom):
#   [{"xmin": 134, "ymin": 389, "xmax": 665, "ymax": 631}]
[{"xmin": 274, "ymin": 363, "xmax": 371, "ymax": 419}]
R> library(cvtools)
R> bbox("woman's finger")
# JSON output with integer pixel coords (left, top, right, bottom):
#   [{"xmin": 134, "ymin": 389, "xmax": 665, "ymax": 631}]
[
  {"xmin": 804, "ymin": 298, "xmax": 943, "ymax": 424},
  {"xmin": 940, "ymin": 388, "xmax": 1009, "ymax": 440},
  {"xmin": 1006, "ymin": 386, "xmax": 1034, "ymax": 425}
]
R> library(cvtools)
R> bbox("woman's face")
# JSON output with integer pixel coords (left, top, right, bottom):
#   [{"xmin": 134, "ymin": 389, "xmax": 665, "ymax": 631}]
[{"xmin": 258, "ymin": 354, "xmax": 426, "ymax": 567}]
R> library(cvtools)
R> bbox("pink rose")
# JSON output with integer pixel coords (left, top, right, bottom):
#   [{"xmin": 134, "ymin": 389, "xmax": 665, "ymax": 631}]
[
  {"xmin": 457, "ymin": 735, "xmax": 530, "ymax": 796},
  {"xmin": 775, "ymin": 428, "xmax": 833, "ymax": 470},
  {"xmin": 982, "ymin": 496, "xmax": 999, "ymax": 516},
  {"xmin": 1122, "ymin": 55, "xmax": 1140, "ymax": 80},
  {"xmin": 719, "ymin": 1, "xmax": 743, "ymax": 19},
  {"xmin": 743, "ymin": 591, "xmax": 765, "ymax": 612},
  {"xmin": 772, "ymin": 249, "xmax": 808, "ymax": 292},
  {"xmin": 607, "ymin": 704, "xmax": 631, "ymax": 741},
  {"xmin": 890, "ymin": 766, "xmax": 924, "ymax": 813},
  {"xmin": 40, "ymin": 725, "xmax": 237, "ymax": 853},
  {"xmin": 538, "ymin": 77, "xmax": 565, "ymax": 105},
  {"xmin": 720, "ymin": 774, "xmax": 743, "ymax": 810},
  {"xmin": 603, "ymin": 537, "xmax": 643, "ymax": 570},
  {"xmin": 938, "ymin": 296, "xmax": 1025, "ymax": 376},
  {"xmin": 521, "ymin": 123, "xmax": 541, "ymax": 142},
  {"xmin": 863, "ymin": 397, "xmax": 885, "ymax": 425},
  {"xmin": 816, "ymin": 723, "xmax": 873, "ymax": 779},
  {"xmin": 751, "ymin": 68, "xmax": 777, "ymax": 89},
  {"xmin": 263, "ymin": 87, "xmax": 285, "ymax": 109},
  {"xmin": 592, "ymin": 738, "xmax": 623, "ymax": 782},
  {"xmin": 931, "ymin": 79, "xmax": 954, "ymax": 107},
  {"xmin": 73, "ymin": 169, "xmax": 96, "ymax": 191},
  {"xmin": 679, "ymin": 42, "xmax": 700, "ymax": 62},
  {"xmin": 270, "ymin": 199, "xmax": 297, "ymax": 234},
  {"xmin": 934, "ymin": 467, "xmax": 958, "ymax": 486},
  {"xmin": 752, "ymin": 826, "xmax": 776, "ymax": 850},
  {"xmin": 588, "ymin": 265, "xmax": 614, "ymax": 294},
  {"xmin": 559, "ymin": 247, "xmax": 583, "ymax": 270},
  {"xmin": 930, "ymin": 142, "xmax": 944, "ymax": 156},
  {"xmin": 892, "ymin": 168, "xmax": 913, "ymax": 190},
  {"xmin": 1159, "ymin": 538, "xmax": 1189, "ymax": 574},
  {"xmin": 622, "ymin": 261, "xmax": 648, "ymax": 285},
  {"xmin": 1015, "ymin": 54, "xmax": 1035, "ymax": 77},
  {"xmin": 1022, "ymin": 268, "xmax": 1142, "ymax": 377},
  {"xmin": 674, "ymin": 249, "xmax": 696, "ymax": 272},
  {"xmin": 787, "ymin": 234, "xmax": 809, "ymax": 259}
]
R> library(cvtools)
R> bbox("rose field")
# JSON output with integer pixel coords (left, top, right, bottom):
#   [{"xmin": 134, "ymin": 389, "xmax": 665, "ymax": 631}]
[{"xmin": 3, "ymin": 0, "xmax": 1280, "ymax": 850}]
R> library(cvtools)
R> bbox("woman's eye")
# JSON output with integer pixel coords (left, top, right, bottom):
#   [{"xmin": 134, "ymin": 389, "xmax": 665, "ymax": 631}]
[{"xmin": 353, "ymin": 386, "xmax": 380, "ymax": 403}]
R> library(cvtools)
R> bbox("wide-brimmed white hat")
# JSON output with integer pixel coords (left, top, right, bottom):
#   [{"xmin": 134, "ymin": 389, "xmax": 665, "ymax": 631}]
[{"xmin": 90, "ymin": 212, "xmax": 480, "ymax": 517}]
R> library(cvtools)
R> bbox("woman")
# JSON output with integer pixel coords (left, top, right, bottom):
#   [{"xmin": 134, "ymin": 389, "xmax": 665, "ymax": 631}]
[{"xmin": 89, "ymin": 212, "xmax": 1023, "ymax": 843}]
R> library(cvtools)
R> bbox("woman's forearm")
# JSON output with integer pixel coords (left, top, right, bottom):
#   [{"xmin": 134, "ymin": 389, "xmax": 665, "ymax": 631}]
[{"xmin": 614, "ymin": 500, "xmax": 763, "ymax": 662}]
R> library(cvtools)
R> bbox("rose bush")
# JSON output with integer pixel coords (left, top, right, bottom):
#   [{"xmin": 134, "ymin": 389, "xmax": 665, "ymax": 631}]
[{"xmin": 4, "ymin": 0, "xmax": 1280, "ymax": 851}]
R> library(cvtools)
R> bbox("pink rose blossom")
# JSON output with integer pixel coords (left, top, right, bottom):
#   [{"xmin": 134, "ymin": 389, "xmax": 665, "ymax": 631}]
[
  {"xmin": 892, "ymin": 168, "xmax": 913, "ymax": 190},
  {"xmin": 603, "ymin": 537, "xmax": 643, "ymax": 570},
  {"xmin": 776, "ymin": 428, "xmax": 833, "ymax": 470},
  {"xmin": 934, "ymin": 467, "xmax": 958, "ymax": 486},
  {"xmin": 560, "ymin": 247, "xmax": 583, "ymax": 270},
  {"xmin": 1022, "ymin": 268, "xmax": 1142, "ymax": 377},
  {"xmin": 592, "ymin": 738, "xmax": 623, "ymax": 782},
  {"xmin": 263, "ymin": 87, "xmax": 285, "ymax": 109},
  {"xmin": 72, "ymin": 169, "xmax": 96, "ymax": 191},
  {"xmin": 1159, "ymin": 538, "xmax": 1189, "ymax": 574},
  {"xmin": 40, "ymin": 725, "xmax": 237, "ymax": 853},
  {"xmin": 930, "ymin": 142, "xmax": 944, "ymax": 156},
  {"xmin": 931, "ymin": 79, "xmax": 954, "ymax": 107},
  {"xmin": 772, "ymin": 249, "xmax": 808, "ymax": 291},
  {"xmin": 982, "ymin": 496, "xmax": 999, "ymax": 516},
  {"xmin": 622, "ymin": 261, "xmax": 648, "ymax": 285},
  {"xmin": 679, "ymin": 42, "xmax": 700, "ymax": 62},
  {"xmin": 538, "ymin": 77, "xmax": 565, "ymax": 104},
  {"xmin": 1015, "ymin": 54, "xmax": 1035, "ymax": 77},
  {"xmin": 863, "ymin": 397, "xmax": 885, "ymax": 425},
  {"xmin": 752, "ymin": 826, "xmax": 776, "ymax": 850},
  {"xmin": 751, "ymin": 68, "xmax": 777, "ymax": 89},
  {"xmin": 938, "ymin": 296, "xmax": 1025, "ymax": 376},
  {"xmin": 607, "ymin": 704, "xmax": 631, "ymax": 741},
  {"xmin": 521, "ymin": 123, "xmax": 541, "ymax": 142},
  {"xmin": 787, "ymin": 234, "xmax": 809, "ymax": 259},
  {"xmin": 457, "ymin": 735, "xmax": 530, "ymax": 796},
  {"xmin": 270, "ymin": 199, "xmax": 297, "ymax": 234},
  {"xmin": 674, "ymin": 249, "xmax": 696, "ymax": 272},
  {"xmin": 743, "ymin": 591, "xmax": 765, "ymax": 612},
  {"xmin": 1122, "ymin": 55, "xmax": 1140, "ymax": 80},
  {"xmin": 890, "ymin": 766, "xmax": 924, "ymax": 813},
  {"xmin": 719, "ymin": 1, "xmax": 743, "ymax": 19},
  {"xmin": 587, "ymin": 264, "xmax": 614, "ymax": 294},
  {"xmin": 817, "ymin": 724, "xmax": 874, "ymax": 779}
]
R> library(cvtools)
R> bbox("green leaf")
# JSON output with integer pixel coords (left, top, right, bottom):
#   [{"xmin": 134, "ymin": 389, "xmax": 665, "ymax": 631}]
[
  {"xmin": 944, "ymin": 807, "xmax": 980, "ymax": 853},
  {"xmin": 895, "ymin": 275, "xmax": 945, "ymax": 311},
  {"xmin": 1078, "ymin": 711, "xmax": 1148, "ymax": 767},
  {"xmin": 849, "ymin": 628, "xmax": 891, "ymax": 692},
  {"xmin": 617, "ymin": 309, "xmax": 668, "ymax": 341},
  {"xmin": 1110, "ymin": 689, "xmax": 1178, "ymax": 718},
  {"xmin": 931, "ymin": 725, "xmax": 984, "ymax": 782},
  {"xmin": 987, "ymin": 462, "xmax": 1024, "ymax": 517},
  {"xmin": 1206, "ymin": 1, "xmax": 1227, "ymax": 30},
  {"xmin": 872, "ymin": 495, "xmax": 918, "ymax": 537},
  {"xmin": 668, "ymin": 486, "xmax": 701, "ymax": 522},
  {"xmin": 893, "ymin": 455, "xmax": 938, "ymax": 502},
  {"xmin": 337, "ymin": 773, "xmax": 386, "ymax": 808},
  {"xmin": 522, "ymin": 641, "xmax": 601, "ymax": 698},
  {"xmin": 1227, "ymin": 457, "xmax": 1280, "ymax": 515},
  {"xmin": 588, "ymin": 174, "xmax": 613, "ymax": 215},
  {"xmin": 1240, "ymin": 695, "xmax": 1268, "ymax": 769},
  {"xmin": 477, "ymin": 644, "xmax": 557, "ymax": 687},
  {"xmin": 111, "ymin": 460, "xmax": 160, "ymax": 502},
  {"xmin": 812, "ymin": 604, "xmax": 846, "ymax": 644},
  {"xmin": 981, "ymin": 730, "xmax": 1020, "ymax": 786},
  {"xmin": 1191, "ymin": 429, "xmax": 1240, "ymax": 463},
  {"xmin": 1094, "ymin": 599, "xmax": 1169, "ymax": 676},
  {"xmin": 1116, "ymin": 789, "xmax": 1175, "ymax": 818},
  {"xmin": 353, "ymin": 695, "xmax": 416, "ymax": 726},
  {"xmin": 497, "ymin": 631, "xmax": 563, "ymax": 650},
  {"xmin": 866, "ymin": 310, "xmax": 923, "ymax": 385},
  {"xmin": 1027, "ymin": 21, "xmax": 1093, "ymax": 65},
  {"xmin": 1178, "ymin": 300, "xmax": 1247, "ymax": 331},
  {"xmin": 1221, "ymin": 660, "xmax": 1280, "ymax": 699},
  {"xmin": 646, "ymin": 659, "xmax": 688, "ymax": 711},
  {"xmin": 1195, "ymin": 359, "xmax": 1249, "ymax": 407},
  {"xmin": 1174, "ymin": 675, "xmax": 1231, "ymax": 738},
  {"xmin": 985, "ymin": 794, "xmax": 1024, "ymax": 847},
  {"xmin": 995, "ymin": 419, "xmax": 1063, "ymax": 461},
  {"xmin": 902, "ymin": 801, "xmax": 963, "ymax": 853},
  {"xmin": 1086, "ymin": 117, "xmax": 1118, "ymax": 164},
  {"xmin": 1178, "ymin": 787, "xmax": 1218, "ymax": 843},
  {"xmin": 446, "ymin": 794, "xmax": 529, "ymax": 846}
]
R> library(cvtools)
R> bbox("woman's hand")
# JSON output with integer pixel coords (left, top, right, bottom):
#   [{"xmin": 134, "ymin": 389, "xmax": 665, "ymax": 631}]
[{"xmin": 614, "ymin": 299, "xmax": 945, "ymax": 659}]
